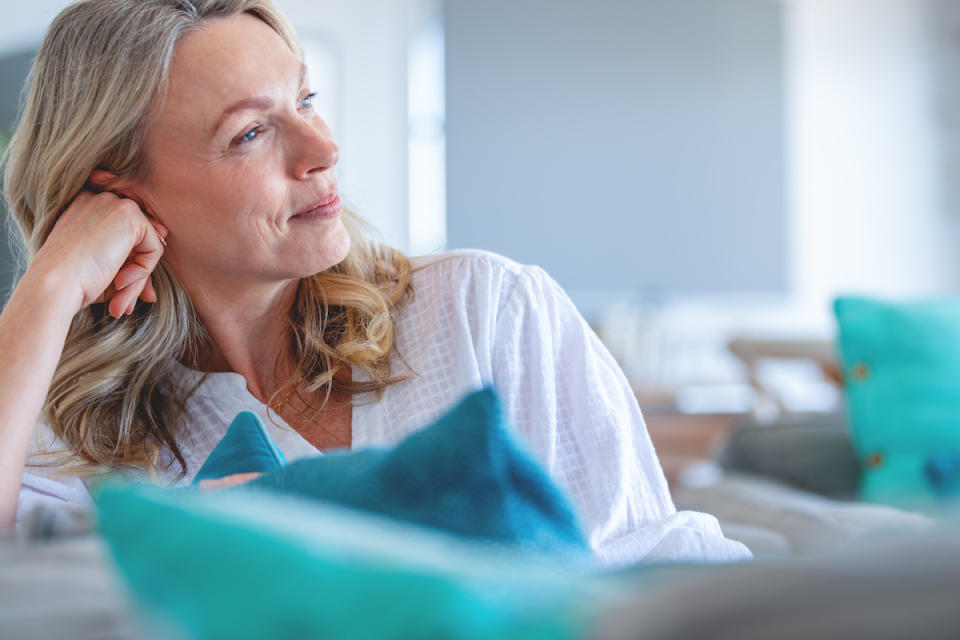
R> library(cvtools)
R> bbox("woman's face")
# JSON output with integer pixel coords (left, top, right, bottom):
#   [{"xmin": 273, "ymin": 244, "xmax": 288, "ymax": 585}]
[{"xmin": 135, "ymin": 14, "xmax": 348, "ymax": 293}]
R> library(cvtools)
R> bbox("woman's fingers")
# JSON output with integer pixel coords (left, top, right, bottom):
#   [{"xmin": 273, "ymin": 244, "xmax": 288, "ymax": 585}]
[
  {"xmin": 140, "ymin": 276, "xmax": 156, "ymax": 303},
  {"xmin": 105, "ymin": 269, "xmax": 157, "ymax": 317},
  {"xmin": 107, "ymin": 294, "xmax": 127, "ymax": 319},
  {"xmin": 93, "ymin": 283, "xmax": 117, "ymax": 305},
  {"xmin": 197, "ymin": 472, "xmax": 263, "ymax": 491},
  {"xmin": 106, "ymin": 216, "xmax": 166, "ymax": 318},
  {"xmin": 108, "ymin": 266, "xmax": 147, "ymax": 317},
  {"xmin": 113, "ymin": 261, "xmax": 151, "ymax": 291},
  {"xmin": 98, "ymin": 273, "xmax": 153, "ymax": 315},
  {"xmin": 108, "ymin": 273, "xmax": 150, "ymax": 318}
]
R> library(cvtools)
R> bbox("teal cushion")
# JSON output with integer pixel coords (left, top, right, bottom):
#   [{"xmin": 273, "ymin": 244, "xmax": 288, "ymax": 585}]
[
  {"xmin": 834, "ymin": 297, "xmax": 960, "ymax": 507},
  {"xmin": 192, "ymin": 411, "xmax": 286, "ymax": 484},
  {"xmin": 925, "ymin": 452, "xmax": 960, "ymax": 496},
  {"xmin": 96, "ymin": 483, "xmax": 602, "ymax": 640},
  {"xmin": 241, "ymin": 388, "xmax": 589, "ymax": 557}
]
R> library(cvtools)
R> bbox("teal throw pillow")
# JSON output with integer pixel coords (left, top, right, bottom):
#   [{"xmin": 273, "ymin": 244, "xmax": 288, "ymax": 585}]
[
  {"xmin": 188, "ymin": 388, "xmax": 589, "ymax": 557},
  {"xmin": 834, "ymin": 297, "xmax": 960, "ymax": 507},
  {"xmin": 96, "ymin": 483, "xmax": 604, "ymax": 640},
  {"xmin": 192, "ymin": 411, "xmax": 286, "ymax": 483},
  {"xmin": 241, "ymin": 388, "xmax": 589, "ymax": 557}
]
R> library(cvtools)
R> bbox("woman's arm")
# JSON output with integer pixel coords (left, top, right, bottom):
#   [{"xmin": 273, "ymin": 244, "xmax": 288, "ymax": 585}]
[
  {"xmin": 0, "ymin": 189, "xmax": 165, "ymax": 528},
  {"xmin": 0, "ymin": 272, "xmax": 81, "ymax": 527},
  {"xmin": 491, "ymin": 264, "xmax": 751, "ymax": 566}
]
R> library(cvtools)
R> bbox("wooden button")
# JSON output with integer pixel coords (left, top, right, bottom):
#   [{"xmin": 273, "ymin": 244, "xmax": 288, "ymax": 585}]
[{"xmin": 866, "ymin": 452, "xmax": 884, "ymax": 468}]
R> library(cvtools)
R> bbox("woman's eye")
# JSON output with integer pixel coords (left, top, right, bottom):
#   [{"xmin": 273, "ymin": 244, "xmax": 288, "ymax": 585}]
[
  {"xmin": 299, "ymin": 92, "xmax": 318, "ymax": 110},
  {"xmin": 235, "ymin": 125, "xmax": 264, "ymax": 145}
]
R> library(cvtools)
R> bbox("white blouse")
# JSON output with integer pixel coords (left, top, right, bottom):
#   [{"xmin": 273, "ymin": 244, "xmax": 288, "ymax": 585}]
[{"xmin": 18, "ymin": 250, "xmax": 750, "ymax": 567}]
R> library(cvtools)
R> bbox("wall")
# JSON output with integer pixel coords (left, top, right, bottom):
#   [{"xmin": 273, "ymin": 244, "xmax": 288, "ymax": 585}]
[
  {"xmin": 0, "ymin": 2, "xmax": 73, "ymax": 301},
  {"xmin": 787, "ymin": 0, "xmax": 960, "ymax": 315},
  {"xmin": 2, "ymin": 1, "xmax": 958, "ymax": 320},
  {"xmin": 608, "ymin": 0, "xmax": 960, "ymax": 397},
  {"xmin": 271, "ymin": 0, "xmax": 420, "ymax": 250},
  {"xmin": 444, "ymin": 0, "xmax": 788, "ymax": 318},
  {"xmin": 0, "ymin": 2, "xmax": 70, "ymax": 57},
  {"xmin": 0, "ymin": 50, "xmax": 33, "ymax": 301}
]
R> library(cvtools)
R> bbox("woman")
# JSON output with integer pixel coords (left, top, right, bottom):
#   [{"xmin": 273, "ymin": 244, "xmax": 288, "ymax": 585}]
[{"xmin": 0, "ymin": 0, "xmax": 748, "ymax": 566}]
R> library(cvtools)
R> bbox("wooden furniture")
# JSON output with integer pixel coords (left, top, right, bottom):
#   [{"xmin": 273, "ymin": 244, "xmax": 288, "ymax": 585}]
[{"xmin": 644, "ymin": 409, "xmax": 745, "ymax": 487}]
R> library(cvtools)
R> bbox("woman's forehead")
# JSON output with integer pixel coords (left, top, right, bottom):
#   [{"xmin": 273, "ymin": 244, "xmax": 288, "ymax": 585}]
[{"xmin": 159, "ymin": 13, "xmax": 301, "ymax": 131}]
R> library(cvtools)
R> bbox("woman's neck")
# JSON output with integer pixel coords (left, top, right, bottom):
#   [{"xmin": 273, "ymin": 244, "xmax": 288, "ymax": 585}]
[{"xmin": 184, "ymin": 276, "xmax": 301, "ymax": 402}]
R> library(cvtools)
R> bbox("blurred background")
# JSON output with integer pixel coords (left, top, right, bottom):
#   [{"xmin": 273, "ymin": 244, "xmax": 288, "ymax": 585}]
[{"xmin": 2, "ymin": 0, "xmax": 959, "ymax": 480}]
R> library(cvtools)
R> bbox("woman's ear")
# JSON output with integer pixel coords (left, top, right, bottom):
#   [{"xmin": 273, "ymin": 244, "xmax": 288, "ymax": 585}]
[
  {"xmin": 88, "ymin": 169, "xmax": 123, "ymax": 191},
  {"xmin": 88, "ymin": 169, "xmax": 155, "ymax": 217}
]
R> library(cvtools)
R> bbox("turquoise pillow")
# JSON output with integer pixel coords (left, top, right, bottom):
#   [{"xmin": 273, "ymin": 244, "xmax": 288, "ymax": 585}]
[
  {"xmin": 834, "ymin": 297, "xmax": 960, "ymax": 507},
  {"xmin": 241, "ymin": 388, "xmax": 589, "ymax": 557},
  {"xmin": 192, "ymin": 411, "xmax": 286, "ymax": 484},
  {"xmin": 96, "ymin": 483, "xmax": 604, "ymax": 640}
]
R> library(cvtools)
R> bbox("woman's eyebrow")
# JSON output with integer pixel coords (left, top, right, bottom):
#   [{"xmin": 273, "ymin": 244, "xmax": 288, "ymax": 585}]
[
  {"xmin": 212, "ymin": 96, "xmax": 273, "ymax": 135},
  {"xmin": 211, "ymin": 63, "xmax": 308, "ymax": 136}
]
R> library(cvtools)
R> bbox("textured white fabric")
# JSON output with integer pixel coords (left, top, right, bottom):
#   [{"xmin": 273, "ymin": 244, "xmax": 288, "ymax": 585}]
[{"xmin": 18, "ymin": 249, "xmax": 750, "ymax": 566}]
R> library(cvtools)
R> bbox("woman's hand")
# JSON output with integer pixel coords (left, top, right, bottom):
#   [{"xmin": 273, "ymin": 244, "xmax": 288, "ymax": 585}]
[
  {"xmin": 30, "ymin": 187, "xmax": 168, "ymax": 319},
  {"xmin": 197, "ymin": 472, "xmax": 263, "ymax": 491}
]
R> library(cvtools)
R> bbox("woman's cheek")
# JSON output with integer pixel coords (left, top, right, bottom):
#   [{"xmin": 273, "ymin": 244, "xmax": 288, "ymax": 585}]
[{"xmin": 231, "ymin": 155, "xmax": 287, "ymax": 207}]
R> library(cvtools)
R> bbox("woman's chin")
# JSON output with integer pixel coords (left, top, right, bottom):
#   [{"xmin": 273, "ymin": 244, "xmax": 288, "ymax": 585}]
[{"xmin": 300, "ymin": 228, "xmax": 352, "ymax": 277}]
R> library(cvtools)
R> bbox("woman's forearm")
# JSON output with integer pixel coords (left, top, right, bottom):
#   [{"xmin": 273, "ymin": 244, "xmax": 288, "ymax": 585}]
[
  {"xmin": 0, "ymin": 191, "xmax": 167, "ymax": 528},
  {"xmin": 0, "ymin": 268, "xmax": 81, "ymax": 528}
]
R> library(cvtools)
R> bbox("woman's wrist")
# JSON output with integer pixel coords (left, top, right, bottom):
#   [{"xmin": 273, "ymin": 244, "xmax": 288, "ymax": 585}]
[{"xmin": 9, "ymin": 261, "xmax": 87, "ymax": 322}]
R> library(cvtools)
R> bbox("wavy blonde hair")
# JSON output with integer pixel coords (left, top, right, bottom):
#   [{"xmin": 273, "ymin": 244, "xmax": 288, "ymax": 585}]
[{"xmin": 3, "ymin": 0, "xmax": 411, "ymax": 476}]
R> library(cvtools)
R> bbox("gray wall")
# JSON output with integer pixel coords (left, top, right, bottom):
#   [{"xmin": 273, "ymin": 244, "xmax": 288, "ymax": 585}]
[
  {"xmin": 445, "ymin": 0, "xmax": 786, "ymax": 314},
  {"xmin": 0, "ymin": 49, "xmax": 33, "ymax": 305},
  {"xmin": 0, "ymin": 50, "xmax": 31, "ymax": 130}
]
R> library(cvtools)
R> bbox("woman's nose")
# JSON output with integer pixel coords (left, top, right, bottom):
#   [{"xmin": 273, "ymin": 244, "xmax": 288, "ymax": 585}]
[{"xmin": 292, "ymin": 118, "xmax": 340, "ymax": 179}]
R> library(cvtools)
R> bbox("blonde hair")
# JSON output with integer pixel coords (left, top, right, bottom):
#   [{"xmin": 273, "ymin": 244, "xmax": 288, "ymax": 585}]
[{"xmin": 3, "ymin": 0, "xmax": 411, "ymax": 475}]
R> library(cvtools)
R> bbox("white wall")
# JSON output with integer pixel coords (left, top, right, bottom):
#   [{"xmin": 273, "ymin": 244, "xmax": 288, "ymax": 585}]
[
  {"xmin": 445, "ymin": 0, "xmax": 788, "ymax": 318},
  {"xmin": 601, "ymin": 0, "xmax": 960, "ymax": 400},
  {"xmin": 273, "ymin": 0, "xmax": 419, "ymax": 251},
  {"xmin": 0, "ymin": 1, "xmax": 70, "ymax": 56},
  {"xmin": 787, "ymin": 0, "xmax": 960, "ymax": 316}
]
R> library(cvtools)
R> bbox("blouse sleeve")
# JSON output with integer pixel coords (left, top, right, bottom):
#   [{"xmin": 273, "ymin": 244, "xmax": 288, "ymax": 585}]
[
  {"xmin": 16, "ymin": 424, "xmax": 93, "ymax": 527},
  {"xmin": 18, "ymin": 472, "xmax": 91, "ymax": 525},
  {"xmin": 490, "ymin": 264, "xmax": 751, "ymax": 567}
]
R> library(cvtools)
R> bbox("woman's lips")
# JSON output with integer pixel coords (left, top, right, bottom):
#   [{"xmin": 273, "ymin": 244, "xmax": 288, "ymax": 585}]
[{"xmin": 292, "ymin": 193, "xmax": 342, "ymax": 220}]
